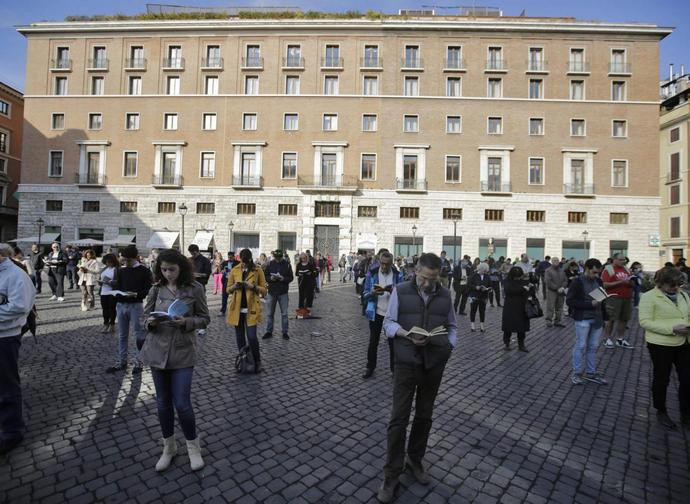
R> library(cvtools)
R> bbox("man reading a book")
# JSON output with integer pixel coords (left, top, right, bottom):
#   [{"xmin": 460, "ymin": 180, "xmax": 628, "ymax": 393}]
[{"xmin": 377, "ymin": 253, "xmax": 457, "ymax": 503}]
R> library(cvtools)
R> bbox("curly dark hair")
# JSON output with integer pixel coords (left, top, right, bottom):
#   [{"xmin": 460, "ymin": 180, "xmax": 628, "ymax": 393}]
[
  {"xmin": 154, "ymin": 248, "xmax": 194, "ymax": 287},
  {"xmin": 102, "ymin": 253, "xmax": 118, "ymax": 267},
  {"xmin": 507, "ymin": 266, "xmax": 525, "ymax": 280}
]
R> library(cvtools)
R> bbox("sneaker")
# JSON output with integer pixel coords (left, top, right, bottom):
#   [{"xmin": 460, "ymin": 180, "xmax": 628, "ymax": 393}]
[
  {"xmin": 603, "ymin": 338, "xmax": 615, "ymax": 349},
  {"xmin": 571, "ymin": 373, "xmax": 585, "ymax": 385},
  {"xmin": 57, "ymin": 297, "xmax": 65, "ymax": 302},
  {"xmin": 262, "ymin": 332, "xmax": 273, "ymax": 340},
  {"xmin": 196, "ymin": 329, "xmax": 207, "ymax": 336},
  {"xmin": 49, "ymin": 295, "xmax": 57, "ymax": 301},
  {"xmin": 616, "ymin": 339, "xmax": 633, "ymax": 349},
  {"xmin": 106, "ymin": 363, "xmax": 127, "ymax": 373},
  {"xmin": 132, "ymin": 364, "xmax": 143, "ymax": 375},
  {"xmin": 584, "ymin": 373, "xmax": 608, "ymax": 385}
]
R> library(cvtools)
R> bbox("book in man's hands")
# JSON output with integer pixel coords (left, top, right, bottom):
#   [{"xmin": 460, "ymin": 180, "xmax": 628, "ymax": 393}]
[
  {"xmin": 402, "ymin": 325, "xmax": 448, "ymax": 343},
  {"xmin": 150, "ymin": 299, "xmax": 189, "ymax": 320},
  {"xmin": 588, "ymin": 286, "xmax": 619, "ymax": 303}
]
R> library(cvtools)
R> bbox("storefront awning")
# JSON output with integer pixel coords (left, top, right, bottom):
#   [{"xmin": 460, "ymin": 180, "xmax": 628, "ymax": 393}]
[
  {"xmin": 146, "ymin": 231, "xmax": 179, "ymax": 250},
  {"xmin": 102, "ymin": 235, "xmax": 136, "ymax": 246},
  {"xmin": 67, "ymin": 238, "xmax": 104, "ymax": 247},
  {"xmin": 191, "ymin": 230, "xmax": 214, "ymax": 250},
  {"xmin": 13, "ymin": 233, "xmax": 61, "ymax": 244}
]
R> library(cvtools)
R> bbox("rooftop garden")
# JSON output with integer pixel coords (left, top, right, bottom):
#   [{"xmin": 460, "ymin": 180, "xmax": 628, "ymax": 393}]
[{"xmin": 64, "ymin": 10, "xmax": 391, "ymax": 22}]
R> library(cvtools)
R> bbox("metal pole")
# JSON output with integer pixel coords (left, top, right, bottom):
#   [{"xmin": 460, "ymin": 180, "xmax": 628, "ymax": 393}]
[
  {"xmin": 181, "ymin": 214, "xmax": 185, "ymax": 252},
  {"xmin": 37, "ymin": 223, "xmax": 43, "ymax": 249},
  {"xmin": 453, "ymin": 219, "xmax": 458, "ymax": 262}
]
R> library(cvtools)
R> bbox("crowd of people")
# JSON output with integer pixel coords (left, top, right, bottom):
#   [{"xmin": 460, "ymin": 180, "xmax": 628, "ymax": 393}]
[{"xmin": 1, "ymin": 240, "xmax": 689, "ymax": 503}]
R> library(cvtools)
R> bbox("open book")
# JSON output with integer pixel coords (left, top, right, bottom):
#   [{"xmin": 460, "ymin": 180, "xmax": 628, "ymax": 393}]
[
  {"xmin": 102, "ymin": 290, "xmax": 137, "ymax": 297},
  {"xmin": 374, "ymin": 284, "xmax": 393, "ymax": 292},
  {"xmin": 401, "ymin": 325, "xmax": 448, "ymax": 343},
  {"xmin": 150, "ymin": 299, "xmax": 189, "ymax": 320},
  {"xmin": 588, "ymin": 287, "xmax": 618, "ymax": 303}
]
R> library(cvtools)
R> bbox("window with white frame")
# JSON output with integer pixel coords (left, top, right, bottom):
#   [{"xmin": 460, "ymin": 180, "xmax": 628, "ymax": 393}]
[
  {"xmin": 446, "ymin": 46, "xmax": 462, "ymax": 68},
  {"xmin": 154, "ymin": 144, "xmax": 183, "ymax": 184},
  {"xmin": 0, "ymin": 99, "xmax": 9, "ymax": 117},
  {"xmin": 324, "ymin": 44, "xmax": 340, "ymax": 67},
  {"xmin": 51, "ymin": 113, "xmax": 65, "ymax": 130},
  {"xmin": 167, "ymin": 45, "xmax": 182, "ymax": 67},
  {"xmin": 242, "ymin": 113, "xmax": 257, "ymax": 131},
  {"xmin": 404, "ymin": 45, "xmax": 420, "ymax": 67},
  {"xmin": 528, "ymin": 47, "xmax": 544, "ymax": 71},
  {"xmin": 445, "ymin": 156, "xmax": 461, "ymax": 182},
  {"xmin": 363, "ymin": 45, "xmax": 379, "ymax": 67},
  {"xmin": 205, "ymin": 45, "xmax": 221, "ymax": 67},
  {"xmin": 570, "ymin": 80, "xmax": 584, "ymax": 100},
  {"xmin": 286, "ymin": 75, "xmax": 300, "ymax": 95},
  {"xmin": 446, "ymin": 77, "xmax": 461, "ymax": 97},
  {"xmin": 529, "ymin": 118, "xmax": 544, "ymax": 135},
  {"xmin": 202, "ymin": 113, "xmax": 216, "ymax": 130},
  {"xmin": 91, "ymin": 76, "xmax": 104, "ymax": 96},
  {"xmin": 282, "ymin": 152, "xmax": 297, "ymax": 179},
  {"xmin": 488, "ymin": 117, "xmax": 502, "ymax": 134},
  {"xmin": 612, "ymin": 81, "xmax": 626, "ymax": 101},
  {"xmin": 612, "ymin": 120, "xmax": 627, "ymax": 137},
  {"xmin": 404, "ymin": 76, "xmax": 419, "ymax": 96},
  {"xmin": 324, "ymin": 76, "xmax": 339, "ymax": 95},
  {"xmin": 286, "ymin": 45, "xmax": 301, "ymax": 66},
  {"xmin": 487, "ymin": 78, "xmax": 502, "ymax": 98},
  {"xmin": 123, "ymin": 151, "xmax": 137, "ymax": 177},
  {"xmin": 403, "ymin": 115, "xmax": 419, "ymax": 133},
  {"xmin": 0, "ymin": 130, "xmax": 7, "ymax": 154},
  {"xmin": 164, "ymin": 113, "xmax": 178, "ymax": 130},
  {"xmin": 204, "ymin": 76, "xmax": 219, "ymax": 95},
  {"xmin": 128, "ymin": 76, "xmax": 142, "ymax": 95},
  {"xmin": 611, "ymin": 49, "xmax": 626, "ymax": 72},
  {"xmin": 529, "ymin": 157, "xmax": 544, "ymax": 184},
  {"xmin": 571, "ymin": 119, "xmax": 585, "ymax": 136},
  {"xmin": 446, "ymin": 116, "xmax": 461, "ymax": 133},
  {"xmin": 569, "ymin": 48, "xmax": 585, "ymax": 72},
  {"xmin": 126, "ymin": 113, "xmax": 140, "ymax": 130},
  {"xmin": 200, "ymin": 151, "xmax": 215, "ymax": 178},
  {"xmin": 49, "ymin": 151, "xmax": 63, "ymax": 177},
  {"xmin": 363, "ymin": 76, "xmax": 378, "ymax": 95},
  {"xmin": 245, "ymin": 75, "xmax": 259, "ymax": 95},
  {"xmin": 362, "ymin": 114, "xmax": 377, "ymax": 131},
  {"xmin": 166, "ymin": 76, "xmax": 180, "ymax": 95},
  {"xmin": 284, "ymin": 113, "xmax": 298, "ymax": 130},
  {"xmin": 612, "ymin": 160, "xmax": 628, "ymax": 187},
  {"xmin": 88, "ymin": 113, "xmax": 102, "ymax": 130},
  {"xmin": 528, "ymin": 79, "xmax": 543, "ymax": 99},
  {"xmin": 245, "ymin": 45, "xmax": 261, "ymax": 66},
  {"xmin": 323, "ymin": 114, "xmax": 338, "ymax": 131},
  {"xmin": 55, "ymin": 77, "xmax": 68, "ymax": 95},
  {"xmin": 361, "ymin": 154, "xmax": 376, "ymax": 180}
]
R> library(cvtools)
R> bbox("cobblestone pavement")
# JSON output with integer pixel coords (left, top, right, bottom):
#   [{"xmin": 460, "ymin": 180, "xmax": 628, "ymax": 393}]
[{"xmin": 1, "ymin": 282, "xmax": 689, "ymax": 504}]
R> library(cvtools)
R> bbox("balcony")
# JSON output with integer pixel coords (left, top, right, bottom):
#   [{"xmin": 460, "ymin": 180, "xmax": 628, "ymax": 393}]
[
  {"xmin": 401, "ymin": 58, "xmax": 424, "ymax": 71},
  {"xmin": 282, "ymin": 56, "xmax": 305, "ymax": 70},
  {"xmin": 395, "ymin": 178, "xmax": 427, "ymax": 193},
  {"xmin": 485, "ymin": 59, "xmax": 508, "ymax": 72},
  {"xmin": 75, "ymin": 172, "xmax": 106, "ymax": 187},
  {"xmin": 360, "ymin": 57, "xmax": 382, "ymax": 70},
  {"xmin": 50, "ymin": 59, "xmax": 72, "ymax": 71},
  {"xmin": 321, "ymin": 57, "xmax": 344, "ymax": 70},
  {"xmin": 241, "ymin": 57, "xmax": 264, "ymax": 69},
  {"xmin": 666, "ymin": 173, "xmax": 681, "ymax": 184},
  {"xmin": 526, "ymin": 60, "xmax": 548, "ymax": 73},
  {"xmin": 443, "ymin": 58, "xmax": 466, "ymax": 72},
  {"xmin": 563, "ymin": 184, "xmax": 595, "ymax": 197},
  {"xmin": 87, "ymin": 59, "xmax": 109, "ymax": 71},
  {"xmin": 125, "ymin": 58, "xmax": 147, "ymax": 71},
  {"xmin": 152, "ymin": 174, "xmax": 183, "ymax": 188},
  {"xmin": 201, "ymin": 57, "xmax": 224, "ymax": 70},
  {"xmin": 232, "ymin": 175, "xmax": 263, "ymax": 189},
  {"xmin": 567, "ymin": 61, "xmax": 590, "ymax": 74},
  {"xmin": 297, "ymin": 174, "xmax": 359, "ymax": 193},
  {"xmin": 480, "ymin": 181, "xmax": 512, "ymax": 194},
  {"xmin": 609, "ymin": 62, "xmax": 632, "ymax": 75},
  {"xmin": 162, "ymin": 58, "xmax": 185, "ymax": 70}
]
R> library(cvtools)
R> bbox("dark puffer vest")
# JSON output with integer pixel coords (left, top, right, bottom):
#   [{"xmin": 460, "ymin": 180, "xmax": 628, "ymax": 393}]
[{"xmin": 394, "ymin": 281, "xmax": 453, "ymax": 370}]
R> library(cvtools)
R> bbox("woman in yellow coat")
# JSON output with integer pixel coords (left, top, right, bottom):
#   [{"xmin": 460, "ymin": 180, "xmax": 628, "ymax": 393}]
[{"xmin": 227, "ymin": 248, "xmax": 268, "ymax": 372}]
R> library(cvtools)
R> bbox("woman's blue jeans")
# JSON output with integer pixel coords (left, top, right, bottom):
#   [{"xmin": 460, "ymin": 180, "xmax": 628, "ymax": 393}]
[{"xmin": 150, "ymin": 367, "xmax": 196, "ymax": 440}]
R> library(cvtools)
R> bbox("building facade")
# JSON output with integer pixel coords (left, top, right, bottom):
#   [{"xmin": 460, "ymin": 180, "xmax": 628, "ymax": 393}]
[
  {"xmin": 16, "ymin": 15, "xmax": 670, "ymax": 263},
  {"xmin": 0, "ymin": 82, "xmax": 23, "ymax": 242}
]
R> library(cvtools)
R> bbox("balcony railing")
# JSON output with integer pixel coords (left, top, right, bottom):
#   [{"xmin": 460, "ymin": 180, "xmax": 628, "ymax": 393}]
[
  {"xmin": 75, "ymin": 172, "xmax": 106, "ymax": 186},
  {"xmin": 401, "ymin": 58, "xmax": 424, "ymax": 69},
  {"xmin": 232, "ymin": 175, "xmax": 263, "ymax": 188},
  {"xmin": 444, "ymin": 58, "xmax": 466, "ymax": 70},
  {"xmin": 480, "ymin": 181, "xmax": 512, "ymax": 193},
  {"xmin": 360, "ymin": 57, "xmax": 382, "ymax": 68},
  {"xmin": 485, "ymin": 59, "xmax": 507, "ymax": 71},
  {"xmin": 321, "ymin": 57, "xmax": 344, "ymax": 68},
  {"xmin": 282, "ymin": 56, "xmax": 305, "ymax": 68},
  {"xmin": 125, "ymin": 58, "xmax": 147, "ymax": 70},
  {"xmin": 568, "ymin": 61, "xmax": 590, "ymax": 73},
  {"xmin": 201, "ymin": 57, "xmax": 223, "ymax": 69},
  {"xmin": 396, "ymin": 178, "xmax": 428, "ymax": 191},
  {"xmin": 563, "ymin": 183, "xmax": 595, "ymax": 195},
  {"xmin": 87, "ymin": 58, "xmax": 108, "ymax": 70},
  {"xmin": 241, "ymin": 57, "xmax": 264, "ymax": 69},
  {"xmin": 50, "ymin": 59, "xmax": 72, "ymax": 71},
  {"xmin": 297, "ymin": 175, "xmax": 359, "ymax": 190},
  {"xmin": 609, "ymin": 62, "xmax": 632, "ymax": 74},
  {"xmin": 152, "ymin": 174, "xmax": 183, "ymax": 187},
  {"xmin": 526, "ymin": 60, "xmax": 548, "ymax": 72},
  {"xmin": 666, "ymin": 173, "xmax": 681, "ymax": 184},
  {"xmin": 162, "ymin": 57, "xmax": 185, "ymax": 69}
]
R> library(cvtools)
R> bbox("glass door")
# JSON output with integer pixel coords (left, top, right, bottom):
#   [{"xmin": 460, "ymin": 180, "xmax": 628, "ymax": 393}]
[{"xmin": 321, "ymin": 153, "xmax": 337, "ymax": 186}]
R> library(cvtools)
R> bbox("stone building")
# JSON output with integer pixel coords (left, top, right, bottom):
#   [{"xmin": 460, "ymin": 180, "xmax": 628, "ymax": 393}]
[{"xmin": 0, "ymin": 82, "xmax": 23, "ymax": 242}]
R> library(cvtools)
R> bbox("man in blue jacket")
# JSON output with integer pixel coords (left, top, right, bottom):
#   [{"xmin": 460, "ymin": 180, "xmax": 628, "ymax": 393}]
[
  {"xmin": 362, "ymin": 251, "xmax": 404, "ymax": 379},
  {"xmin": 262, "ymin": 249, "xmax": 294, "ymax": 340}
]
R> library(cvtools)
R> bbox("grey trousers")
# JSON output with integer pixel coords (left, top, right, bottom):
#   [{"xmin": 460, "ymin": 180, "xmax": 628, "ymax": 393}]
[{"xmin": 546, "ymin": 290, "xmax": 564, "ymax": 324}]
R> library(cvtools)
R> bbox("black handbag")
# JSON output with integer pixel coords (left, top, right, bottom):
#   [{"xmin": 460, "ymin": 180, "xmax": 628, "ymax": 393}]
[{"xmin": 525, "ymin": 295, "xmax": 544, "ymax": 319}]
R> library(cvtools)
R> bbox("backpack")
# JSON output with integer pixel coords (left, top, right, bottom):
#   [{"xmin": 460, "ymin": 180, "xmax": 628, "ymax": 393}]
[{"xmin": 235, "ymin": 345, "xmax": 257, "ymax": 374}]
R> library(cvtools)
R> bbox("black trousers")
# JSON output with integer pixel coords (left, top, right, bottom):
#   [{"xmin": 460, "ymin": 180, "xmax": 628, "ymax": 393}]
[
  {"xmin": 100, "ymin": 295, "xmax": 117, "ymax": 325},
  {"xmin": 298, "ymin": 282, "xmax": 315, "ymax": 309},
  {"xmin": 470, "ymin": 299, "xmax": 487, "ymax": 323},
  {"xmin": 66, "ymin": 265, "xmax": 77, "ymax": 287},
  {"xmin": 384, "ymin": 361, "xmax": 446, "ymax": 479},
  {"xmin": 453, "ymin": 285, "xmax": 469, "ymax": 313},
  {"xmin": 503, "ymin": 331, "xmax": 526, "ymax": 346},
  {"xmin": 647, "ymin": 342, "xmax": 690, "ymax": 416},
  {"xmin": 367, "ymin": 314, "xmax": 394, "ymax": 372},
  {"xmin": 0, "ymin": 335, "xmax": 24, "ymax": 442},
  {"xmin": 48, "ymin": 270, "xmax": 65, "ymax": 297},
  {"xmin": 489, "ymin": 281, "xmax": 501, "ymax": 305}
]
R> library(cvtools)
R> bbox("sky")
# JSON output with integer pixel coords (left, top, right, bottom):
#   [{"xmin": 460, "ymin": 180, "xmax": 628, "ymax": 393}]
[{"xmin": 1, "ymin": 0, "xmax": 688, "ymax": 92}]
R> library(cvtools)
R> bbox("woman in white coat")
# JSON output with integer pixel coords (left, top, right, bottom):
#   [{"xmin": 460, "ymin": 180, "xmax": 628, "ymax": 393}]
[{"xmin": 77, "ymin": 249, "xmax": 102, "ymax": 311}]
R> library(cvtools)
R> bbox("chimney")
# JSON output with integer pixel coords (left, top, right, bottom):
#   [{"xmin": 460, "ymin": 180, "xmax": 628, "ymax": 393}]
[
  {"xmin": 682, "ymin": 64, "xmax": 685, "ymax": 76},
  {"xmin": 670, "ymin": 63, "xmax": 674, "ymax": 81}
]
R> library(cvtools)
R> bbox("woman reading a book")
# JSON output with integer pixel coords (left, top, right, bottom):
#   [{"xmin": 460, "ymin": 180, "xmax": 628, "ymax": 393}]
[{"xmin": 140, "ymin": 249, "xmax": 210, "ymax": 472}]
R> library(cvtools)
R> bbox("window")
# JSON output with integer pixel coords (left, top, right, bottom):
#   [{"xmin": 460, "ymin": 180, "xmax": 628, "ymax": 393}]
[
  {"xmin": 446, "ymin": 116, "xmax": 462, "ymax": 133},
  {"xmin": 357, "ymin": 206, "xmax": 377, "ymax": 218},
  {"xmin": 0, "ymin": 99, "xmax": 9, "ymax": 117},
  {"xmin": 55, "ymin": 77, "xmax": 68, "ymax": 95},
  {"xmin": 528, "ymin": 47, "xmax": 544, "ymax": 71},
  {"xmin": 488, "ymin": 117, "xmax": 502, "ymax": 134},
  {"xmin": 167, "ymin": 45, "xmax": 182, "ymax": 68},
  {"xmin": 570, "ymin": 80, "xmax": 584, "ymax": 100},
  {"xmin": 278, "ymin": 204, "xmax": 298, "ymax": 216},
  {"xmin": 88, "ymin": 113, "xmax": 102, "ymax": 130},
  {"xmin": 205, "ymin": 45, "xmax": 221, "ymax": 67},
  {"xmin": 529, "ymin": 158, "xmax": 544, "ymax": 185},
  {"xmin": 529, "ymin": 79, "xmax": 543, "ymax": 99},
  {"xmin": 671, "ymin": 185, "xmax": 680, "ymax": 205},
  {"xmin": 244, "ymin": 76, "xmax": 258, "ymax": 95},
  {"xmin": 324, "ymin": 44, "xmax": 340, "ymax": 67},
  {"xmin": 285, "ymin": 75, "xmax": 300, "ymax": 95},
  {"xmin": 166, "ymin": 76, "xmax": 180, "ymax": 95},
  {"xmin": 315, "ymin": 201, "xmax": 340, "ymax": 217},
  {"xmin": 526, "ymin": 210, "xmax": 545, "ymax": 222},
  {"xmin": 400, "ymin": 207, "xmax": 420, "ymax": 219},
  {"xmin": 237, "ymin": 203, "xmax": 256, "ymax": 215},
  {"xmin": 46, "ymin": 200, "xmax": 62, "ymax": 212},
  {"xmin": 610, "ymin": 49, "xmax": 627, "ymax": 72},
  {"xmin": 445, "ymin": 156, "xmax": 461, "ymax": 182},
  {"xmin": 0, "ymin": 131, "xmax": 6, "ymax": 154},
  {"xmin": 0, "ymin": 158, "xmax": 5, "ymax": 173},
  {"xmin": 91, "ymin": 76, "xmax": 104, "ymax": 96},
  {"xmin": 158, "ymin": 202, "xmax": 176, "ymax": 213},
  {"xmin": 282, "ymin": 153, "xmax": 297, "ymax": 179},
  {"xmin": 485, "ymin": 209, "xmax": 504, "ymax": 221},
  {"xmin": 196, "ymin": 202, "xmax": 215, "ymax": 214},
  {"xmin": 404, "ymin": 77, "xmax": 419, "ymax": 96},
  {"xmin": 568, "ymin": 211, "xmax": 587, "ymax": 224},
  {"xmin": 284, "ymin": 113, "xmax": 299, "ymax": 131},
  {"xmin": 671, "ymin": 153, "xmax": 680, "ymax": 180},
  {"xmin": 51, "ymin": 113, "xmax": 65, "ymax": 130},
  {"xmin": 612, "ymin": 81, "xmax": 626, "ymax": 101},
  {"xmin": 164, "ymin": 113, "xmax": 178, "ymax": 130},
  {"xmin": 403, "ymin": 115, "xmax": 419, "ymax": 133},
  {"xmin": 242, "ymin": 113, "xmax": 256, "ymax": 130},
  {"xmin": 200, "ymin": 152, "xmax": 215, "ymax": 178},
  {"xmin": 569, "ymin": 48, "xmax": 586, "ymax": 72},
  {"xmin": 245, "ymin": 45, "xmax": 261, "ymax": 66},
  {"xmin": 571, "ymin": 119, "xmax": 585, "ymax": 136},
  {"xmin": 487, "ymin": 78, "xmax": 502, "ymax": 98},
  {"xmin": 363, "ymin": 45, "xmax": 379, "ymax": 67},
  {"xmin": 361, "ymin": 154, "xmax": 376, "ymax": 180},
  {"xmin": 322, "ymin": 114, "xmax": 338, "ymax": 131},
  {"xmin": 612, "ymin": 160, "xmax": 628, "ymax": 187},
  {"xmin": 203, "ymin": 113, "xmax": 217, "ymax": 130},
  {"xmin": 612, "ymin": 120, "xmax": 627, "ymax": 137},
  {"xmin": 123, "ymin": 151, "xmax": 137, "ymax": 177},
  {"xmin": 443, "ymin": 208, "xmax": 462, "ymax": 220},
  {"xmin": 49, "ymin": 151, "xmax": 63, "ymax": 177},
  {"xmin": 446, "ymin": 46, "xmax": 462, "ymax": 69},
  {"xmin": 446, "ymin": 77, "xmax": 461, "ymax": 97},
  {"xmin": 91, "ymin": 46, "xmax": 106, "ymax": 67},
  {"xmin": 286, "ymin": 45, "xmax": 302, "ymax": 66},
  {"xmin": 671, "ymin": 217, "xmax": 680, "ymax": 238},
  {"xmin": 324, "ymin": 76, "xmax": 339, "ymax": 95},
  {"xmin": 83, "ymin": 201, "xmax": 100, "ymax": 213},
  {"xmin": 670, "ymin": 127, "xmax": 680, "ymax": 143},
  {"xmin": 529, "ymin": 118, "xmax": 544, "ymax": 135},
  {"xmin": 363, "ymin": 76, "xmax": 378, "ymax": 95},
  {"xmin": 362, "ymin": 114, "xmax": 377, "ymax": 132},
  {"xmin": 610, "ymin": 213, "xmax": 629, "ymax": 224},
  {"xmin": 278, "ymin": 232, "xmax": 296, "ymax": 251},
  {"xmin": 205, "ymin": 76, "xmax": 219, "ymax": 95},
  {"xmin": 487, "ymin": 46, "xmax": 503, "ymax": 69},
  {"xmin": 129, "ymin": 46, "xmax": 144, "ymax": 68},
  {"xmin": 126, "ymin": 113, "xmax": 140, "ymax": 130},
  {"xmin": 404, "ymin": 45, "xmax": 420, "ymax": 68},
  {"xmin": 128, "ymin": 76, "xmax": 142, "ymax": 95},
  {"xmin": 402, "ymin": 155, "xmax": 417, "ymax": 184}
]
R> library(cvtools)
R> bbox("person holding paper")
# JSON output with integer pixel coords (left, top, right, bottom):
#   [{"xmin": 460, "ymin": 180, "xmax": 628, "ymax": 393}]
[
  {"xmin": 545, "ymin": 257, "xmax": 568, "ymax": 328},
  {"xmin": 601, "ymin": 253, "xmax": 635, "ymax": 349},
  {"xmin": 262, "ymin": 249, "xmax": 294, "ymax": 340},
  {"xmin": 377, "ymin": 253, "xmax": 457, "ymax": 503},
  {"xmin": 468, "ymin": 262, "xmax": 492, "ymax": 332}
]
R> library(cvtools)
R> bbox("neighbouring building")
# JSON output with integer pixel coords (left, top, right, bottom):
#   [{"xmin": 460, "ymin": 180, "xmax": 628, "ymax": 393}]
[
  {"xmin": 0, "ymin": 82, "xmax": 23, "ymax": 242},
  {"xmin": 16, "ymin": 10, "xmax": 671, "ymax": 263}
]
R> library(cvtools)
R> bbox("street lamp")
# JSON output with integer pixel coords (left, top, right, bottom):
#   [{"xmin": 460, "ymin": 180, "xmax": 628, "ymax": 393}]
[
  {"xmin": 36, "ymin": 217, "xmax": 44, "ymax": 248},
  {"xmin": 581, "ymin": 230, "xmax": 589, "ymax": 259},
  {"xmin": 178, "ymin": 203, "xmax": 188, "ymax": 252},
  {"xmin": 411, "ymin": 224, "xmax": 418, "ymax": 257},
  {"xmin": 228, "ymin": 220, "xmax": 234, "ymax": 255},
  {"xmin": 452, "ymin": 211, "xmax": 461, "ymax": 263}
]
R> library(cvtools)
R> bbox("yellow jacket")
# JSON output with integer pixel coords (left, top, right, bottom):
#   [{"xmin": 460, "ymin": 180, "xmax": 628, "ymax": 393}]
[
  {"xmin": 226, "ymin": 264, "xmax": 267, "ymax": 327},
  {"xmin": 638, "ymin": 287, "xmax": 690, "ymax": 346}
]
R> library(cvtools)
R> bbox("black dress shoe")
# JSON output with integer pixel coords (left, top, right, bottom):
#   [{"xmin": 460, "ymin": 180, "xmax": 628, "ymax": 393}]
[
  {"xmin": 282, "ymin": 333, "xmax": 290, "ymax": 340},
  {"xmin": 131, "ymin": 364, "xmax": 143, "ymax": 375},
  {"xmin": 0, "ymin": 437, "xmax": 23, "ymax": 455},
  {"xmin": 657, "ymin": 411, "xmax": 677, "ymax": 429},
  {"xmin": 105, "ymin": 363, "xmax": 127, "ymax": 373},
  {"xmin": 681, "ymin": 415, "xmax": 690, "ymax": 428},
  {"xmin": 405, "ymin": 458, "xmax": 431, "ymax": 485},
  {"xmin": 362, "ymin": 369, "xmax": 374, "ymax": 379},
  {"xmin": 262, "ymin": 332, "xmax": 273, "ymax": 340},
  {"xmin": 518, "ymin": 345, "xmax": 529, "ymax": 353}
]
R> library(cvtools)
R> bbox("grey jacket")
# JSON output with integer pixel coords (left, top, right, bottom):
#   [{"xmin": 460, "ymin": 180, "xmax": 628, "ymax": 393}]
[
  {"xmin": 545, "ymin": 266, "xmax": 568, "ymax": 292},
  {"xmin": 0, "ymin": 258, "xmax": 36, "ymax": 338},
  {"xmin": 139, "ymin": 282, "xmax": 210, "ymax": 369}
]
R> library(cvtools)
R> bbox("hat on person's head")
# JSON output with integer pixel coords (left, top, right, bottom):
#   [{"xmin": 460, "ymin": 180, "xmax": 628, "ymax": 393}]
[{"xmin": 272, "ymin": 249, "xmax": 284, "ymax": 259}]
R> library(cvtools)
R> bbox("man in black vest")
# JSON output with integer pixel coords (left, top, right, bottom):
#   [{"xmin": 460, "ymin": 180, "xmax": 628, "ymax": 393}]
[{"xmin": 377, "ymin": 253, "xmax": 458, "ymax": 502}]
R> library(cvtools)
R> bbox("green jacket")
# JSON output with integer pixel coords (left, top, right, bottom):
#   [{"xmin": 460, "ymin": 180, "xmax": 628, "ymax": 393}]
[{"xmin": 639, "ymin": 287, "xmax": 690, "ymax": 347}]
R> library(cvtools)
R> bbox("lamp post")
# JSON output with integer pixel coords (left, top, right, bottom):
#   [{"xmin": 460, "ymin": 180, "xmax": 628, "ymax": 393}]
[
  {"xmin": 178, "ymin": 203, "xmax": 188, "ymax": 252},
  {"xmin": 36, "ymin": 217, "xmax": 44, "ymax": 248},
  {"xmin": 452, "ymin": 212, "xmax": 460, "ymax": 263},
  {"xmin": 228, "ymin": 220, "xmax": 234, "ymax": 255},
  {"xmin": 411, "ymin": 224, "xmax": 418, "ymax": 258},
  {"xmin": 581, "ymin": 230, "xmax": 589, "ymax": 260}
]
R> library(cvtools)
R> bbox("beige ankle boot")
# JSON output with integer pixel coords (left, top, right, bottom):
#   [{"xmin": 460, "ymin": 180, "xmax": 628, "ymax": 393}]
[
  {"xmin": 186, "ymin": 437, "xmax": 205, "ymax": 471},
  {"xmin": 155, "ymin": 436, "xmax": 177, "ymax": 472}
]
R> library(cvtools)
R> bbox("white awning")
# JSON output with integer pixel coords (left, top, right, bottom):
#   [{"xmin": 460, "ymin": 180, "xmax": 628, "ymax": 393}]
[
  {"xmin": 356, "ymin": 232, "xmax": 377, "ymax": 251},
  {"xmin": 14, "ymin": 233, "xmax": 61, "ymax": 244},
  {"xmin": 102, "ymin": 235, "xmax": 136, "ymax": 246},
  {"xmin": 67, "ymin": 238, "xmax": 104, "ymax": 247},
  {"xmin": 146, "ymin": 231, "xmax": 179, "ymax": 250},
  {"xmin": 191, "ymin": 230, "xmax": 214, "ymax": 250}
]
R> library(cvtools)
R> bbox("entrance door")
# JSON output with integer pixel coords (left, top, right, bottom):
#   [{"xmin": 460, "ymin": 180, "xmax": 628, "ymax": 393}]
[
  {"xmin": 314, "ymin": 225, "xmax": 339, "ymax": 258},
  {"xmin": 321, "ymin": 154, "xmax": 337, "ymax": 186}
]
